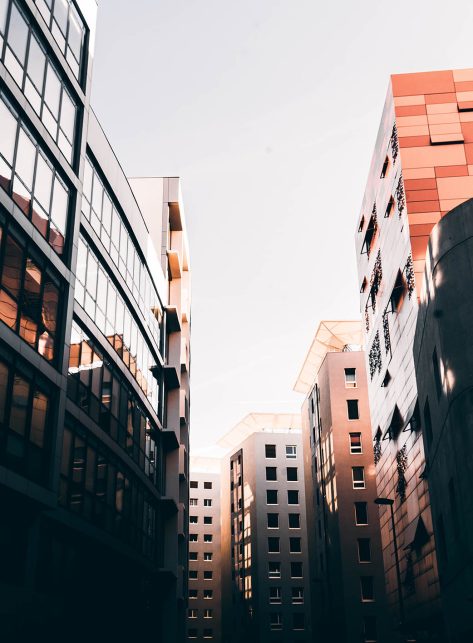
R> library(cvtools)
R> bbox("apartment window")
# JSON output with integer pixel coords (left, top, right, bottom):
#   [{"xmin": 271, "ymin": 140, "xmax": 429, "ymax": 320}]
[
  {"xmin": 358, "ymin": 216, "xmax": 365, "ymax": 232},
  {"xmin": 204, "ymin": 552, "xmax": 213, "ymax": 561},
  {"xmin": 270, "ymin": 613, "xmax": 282, "ymax": 630},
  {"xmin": 204, "ymin": 498, "xmax": 212, "ymax": 507},
  {"xmin": 269, "ymin": 587, "xmax": 282, "ymax": 604},
  {"xmin": 349, "ymin": 432, "xmax": 362, "ymax": 454},
  {"xmin": 190, "ymin": 481, "xmax": 198, "ymax": 488},
  {"xmin": 433, "ymin": 347, "xmax": 442, "ymax": 398},
  {"xmin": 357, "ymin": 538, "xmax": 371, "ymax": 563},
  {"xmin": 190, "ymin": 498, "xmax": 198, "ymax": 506},
  {"xmin": 289, "ymin": 513, "xmax": 300, "ymax": 529},
  {"xmin": 266, "ymin": 466, "xmax": 277, "ymax": 481},
  {"xmin": 355, "ymin": 502, "xmax": 368, "ymax": 525},
  {"xmin": 204, "ymin": 534, "xmax": 213, "ymax": 543},
  {"xmin": 204, "ymin": 516, "xmax": 212, "ymax": 525},
  {"xmin": 352, "ymin": 467, "xmax": 365, "ymax": 489},
  {"xmin": 203, "ymin": 589, "xmax": 213, "ymax": 599},
  {"xmin": 189, "ymin": 590, "xmax": 197, "ymax": 599},
  {"xmin": 268, "ymin": 537, "xmax": 280, "ymax": 553},
  {"xmin": 188, "ymin": 629, "xmax": 197, "ymax": 639},
  {"xmin": 267, "ymin": 490, "xmax": 278, "ymax": 505},
  {"xmin": 292, "ymin": 587, "xmax": 304, "ymax": 604},
  {"xmin": 267, "ymin": 513, "xmax": 279, "ymax": 529},
  {"xmin": 288, "ymin": 490, "xmax": 299, "ymax": 505},
  {"xmin": 189, "ymin": 570, "xmax": 198, "ymax": 580},
  {"xmin": 286, "ymin": 445, "xmax": 297, "ymax": 458},
  {"xmin": 293, "ymin": 613, "xmax": 305, "ymax": 631},
  {"xmin": 344, "ymin": 368, "xmax": 357, "ymax": 388},
  {"xmin": 286, "ymin": 467, "xmax": 298, "ymax": 481},
  {"xmin": 347, "ymin": 400, "xmax": 359, "ymax": 420},
  {"xmin": 190, "ymin": 534, "xmax": 198, "ymax": 542},
  {"xmin": 203, "ymin": 629, "xmax": 213, "ymax": 639},
  {"xmin": 291, "ymin": 562, "xmax": 303, "ymax": 578},
  {"xmin": 188, "ymin": 609, "xmax": 198, "ymax": 619},
  {"xmin": 189, "ymin": 552, "xmax": 198, "ymax": 561},
  {"xmin": 289, "ymin": 537, "xmax": 301, "ymax": 553},
  {"xmin": 204, "ymin": 481, "xmax": 213, "ymax": 489},
  {"xmin": 360, "ymin": 576, "xmax": 374, "ymax": 601},
  {"xmin": 363, "ymin": 616, "xmax": 377, "ymax": 643},
  {"xmin": 385, "ymin": 195, "xmax": 395, "ymax": 217},
  {"xmin": 203, "ymin": 609, "xmax": 213, "ymax": 619},
  {"xmin": 268, "ymin": 561, "xmax": 281, "ymax": 578},
  {"xmin": 190, "ymin": 516, "xmax": 198, "ymax": 524},
  {"xmin": 265, "ymin": 444, "xmax": 276, "ymax": 458},
  {"xmin": 390, "ymin": 270, "xmax": 407, "ymax": 312},
  {"xmin": 204, "ymin": 571, "xmax": 213, "ymax": 580}
]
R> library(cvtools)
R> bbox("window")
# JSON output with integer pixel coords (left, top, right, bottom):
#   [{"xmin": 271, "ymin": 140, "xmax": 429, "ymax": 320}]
[
  {"xmin": 189, "ymin": 570, "xmax": 198, "ymax": 580},
  {"xmin": 362, "ymin": 212, "xmax": 377, "ymax": 257},
  {"xmin": 270, "ymin": 613, "xmax": 282, "ymax": 630},
  {"xmin": 349, "ymin": 433, "xmax": 362, "ymax": 454},
  {"xmin": 190, "ymin": 481, "xmax": 198, "ymax": 488},
  {"xmin": 352, "ymin": 467, "xmax": 365, "ymax": 489},
  {"xmin": 203, "ymin": 571, "xmax": 213, "ymax": 580},
  {"xmin": 188, "ymin": 629, "xmax": 197, "ymax": 639},
  {"xmin": 190, "ymin": 515, "xmax": 198, "ymax": 524},
  {"xmin": 390, "ymin": 270, "xmax": 407, "ymax": 312},
  {"xmin": 292, "ymin": 587, "xmax": 304, "ymax": 604},
  {"xmin": 203, "ymin": 609, "xmax": 213, "ymax": 619},
  {"xmin": 188, "ymin": 609, "xmax": 198, "ymax": 619},
  {"xmin": 357, "ymin": 538, "xmax": 371, "ymax": 562},
  {"xmin": 190, "ymin": 498, "xmax": 198, "ymax": 506},
  {"xmin": 290, "ymin": 562, "xmax": 303, "ymax": 578},
  {"xmin": 363, "ymin": 616, "xmax": 377, "ymax": 643},
  {"xmin": 204, "ymin": 534, "xmax": 213, "ymax": 543},
  {"xmin": 204, "ymin": 516, "xmax": 212, "ymax": 525},
  {"xmin": 347, "ymin": 400, "xmax": 359, "ymax": 420},
  {"xmin": 358, "ymin": 216, "xmax": 365, "ymax": 233},
  {"xmin": 204, "ymin": 498, "xmax": 212, "ymax": 507},
  {"xmin": 286, "ymin": 467, "xmax": 298, "ymax": 481},
  {"xmin": 433, "ymin": 347, "xmax": 442, "ymax": 398},
  {"xmin": 286, "ymin": 445, "xmax": 297, "ymax": 458},
  {"xmin": 203, "ymin": 589, "xmax": 213, "ymax": 599},
  {"xmin": 266, "ymin": 466, "xmax": 277, "ymax": 481},
  {"xmin": 424, "ymin": 398, "xmax": 433, "ymax": 449},
  {"xmin": 204, "ymin": 481, "xmax": 212, "ymax": 489},
  {"xmin": 289, "ymin": 537, "xmax": 301, "ymax": 553},
  {"xmin": 293, "ymin": 613, "xmax": 305, "ymax": 631},
  {"xmin": 267, "ymin": 490, "xmax": 278, "ymax": 505},
  {"xmin": 360, "ymin": 576, "xmax": 374, "ymax": 601},
  {"xmin": 203, "ymin": 629, "xmax": 213, "ymax": 639},
  {"xmin": 267, "ymin": 513, "xmax": 279, "ymax": 529},
  {"xmin": 189, "ymin": 589, "xmax": 197, "ymax": 599},
  {"xmin": 189, "ymin": 552, "xmax": 198, "ymax": 561},
  {"xmin": 355, "ymin": 502, "xmax": 368, "ymax": 525},
  {"xmin": 204, "ymin": 552, "xmax": 213, "ymax": 561},
  {"xmin": 289, "ymin": 513, "xmax": 300, "ymax": 529},
  {"xmin": 269, "ymin": 587, "xmax": 281, "ymax": 604},
  {"xmin": 268, "ymin": 561, "xmax": 281, "ymax": 578},
  {"xmin": 344, "ymin": 368, "xmax": 357, "ymax": 388},
  {"xmin": 380, "ymin": 156, "xmax": 389, "ymax": 179},
  {"xmin": 287, "ymin": 490, "xmax": 299, "ymax": 505},
  {"xmin": 265, "ymin": 444, "xmax": 276, "ymax": 458},
  {"xmin": 190, "ymin": 533, "xmax": 198, "ymax": 542},
  {"xmin": 268, "ymin": 537, "xmax": 280, "ymax": 553}
]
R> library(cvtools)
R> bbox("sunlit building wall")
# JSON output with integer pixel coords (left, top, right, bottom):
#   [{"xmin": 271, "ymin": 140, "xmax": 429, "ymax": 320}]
[
  {"xmin": 295, "ymin": 321, "xmax": 390, "ymax": 643},
  {"xmin": 219, "ymin": 414, "xmax": 312, "ymax": 643},
  {"xmin": 0, "ymin": 1, "xmax": 191, "ymax": 640},
  {"xmin": 355, "ymin": 69, "xmax": 473, "ymax": 641},
  {"xmin": 414, "ymin": 198, "xmax": 473, "ymax": 643}
]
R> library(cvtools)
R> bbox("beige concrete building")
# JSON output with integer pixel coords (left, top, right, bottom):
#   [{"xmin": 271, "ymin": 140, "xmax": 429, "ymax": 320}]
[
  {"xmin": 186, "ymin": 456, "xmax": 222, "ymax": 642},
  {"xmin": 219, "ymin": 414, "xmax": 312, "ymax": 643},
  {"xmin": 295, "ymin": 321, "xmax": 390, "ymax": 643},
  {"xmin": 414, "ymin": 198, "xmax": 473, "ymax": 643}
]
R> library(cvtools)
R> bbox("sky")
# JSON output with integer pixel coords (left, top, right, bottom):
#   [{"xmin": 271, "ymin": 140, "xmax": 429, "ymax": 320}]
[{"xmin": 91, "ymin": 0, "xmax": 473, "ymax": 451}]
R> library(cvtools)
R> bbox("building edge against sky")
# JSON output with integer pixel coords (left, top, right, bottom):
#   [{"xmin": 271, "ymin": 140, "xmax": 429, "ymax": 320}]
[{"xmin": 0, "ymin": 1, "xmax": 191, "ymax": 641}]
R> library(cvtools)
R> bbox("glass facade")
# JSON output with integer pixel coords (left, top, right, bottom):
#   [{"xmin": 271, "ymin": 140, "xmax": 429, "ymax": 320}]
[
  {"xmin": 59, "ymin": 417, "xmax": 161, "ymax": 563},
  {"xmin": 1, "ymin": 1, "xmax": 77, "ymax": 162},
  {"xmin": 75, "ymin": 235, "xmax": 159, "ymax": 410},
  {"xmin": 33, "ymin": 0, "xmax": 85, "ymax": 81},
  {"xmin": 0, "ymin": 352, "xmax": 52, "ymax": 485},
  {"xmin": 0, "ymin": 93, "xmax": 70, "ymax": 255},
  {"xmin": 68, "ymin": 320, "xmax": 163, "ymax": 490},
  {"xmin": 81, "ymin": 156, "xmax": 162, "ymax": 349},
  {"xmin": 0, "ymin": 215, "xmax": 61, "ymax": 362}
]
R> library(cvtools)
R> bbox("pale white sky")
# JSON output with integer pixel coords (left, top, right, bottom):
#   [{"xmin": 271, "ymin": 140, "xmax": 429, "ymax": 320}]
[{"xmin": 91, "ymin": 0, "xmax": 473, "ymax": 450}]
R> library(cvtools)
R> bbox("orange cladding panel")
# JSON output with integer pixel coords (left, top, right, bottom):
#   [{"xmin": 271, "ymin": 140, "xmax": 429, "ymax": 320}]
[{"xmin": 392, "ymin": 71, "xmax": 455, "ymax": 97}]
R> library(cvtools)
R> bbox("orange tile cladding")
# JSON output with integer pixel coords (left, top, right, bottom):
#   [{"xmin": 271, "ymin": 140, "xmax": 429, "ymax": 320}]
[
  {"xmin": 403, "ymin": 168, "xmax": 436, "ymax": 179},
  {"xmin": 455, "ymin": 81, "xmax": 473, "ymax": 91},
  {"xmin": 453, "ymin": 69, "xmax": 473, "ymax": 82},
  {"xmin": 464, "ymin": 143, "xmax": 473, "ymax": 164},
  {"xmin": 458, "ymin": 101, "xmax": 473, "ymax": 111},
  {"xmin": 427, "ymin": 112, "xmax": 460, "ymax": 124},
  {"xmin": 406, "ymin": 200, "xmax": 440, "ymax": 213},
  {"xmin": 411, "ymin": 235, "xmax": 431, "ymax": 260},
  {"xmin": 426, "ymin": 102, "xmax": 458, "ymax": 115},
  {"xmin": 392, "ymin": 70, "xmax": 455, "ymax": 96},
  {"xmin": 394, "ymin": 95, "xmax": 425, "ymax": 107},
  {"xmin": 400, "ymin": 144, "xmax": 466, "ymax": 168},
  {"xmin": 436, "ymin": 175, "xmax": 473, "ymax": 200},
  {"xmin": 404, "ymin": 178, "xmax": 437, "ymax": 190},
  {"xmin": 405, "ymin": 189, "xmax": 439, "ymax": 202},
  {"xmin": 434, "ymin": 165, "xmax": 468, "ymax": 177},
  {"xmin": 425, "ymin": 92, "xmax": 457, "ymax": 104},
  {"xmin": 407, "ymin": 211, "xmax": 441, "ymax": 225},
  {"xmin": 395, "ymin": 105, "xmax": 427, "ymax": 117},
  {"xmin": 398, "ymin": 125, "xmax": 429, "ymax": 137},
  {"xmin": 399, "ymin": 136, "xmax": 431, "ymax": 148},
  {"xmin": 461, "ymin": 122, "xmax": 473, "ymax": 142}
]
